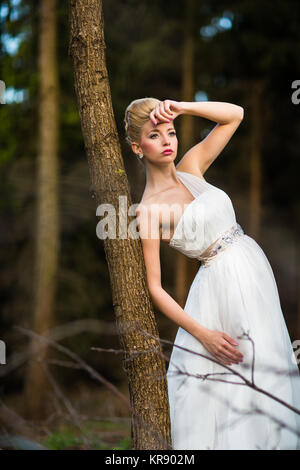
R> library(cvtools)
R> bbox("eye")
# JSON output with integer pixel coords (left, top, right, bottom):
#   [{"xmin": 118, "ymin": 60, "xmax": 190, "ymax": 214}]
[{"xmin": 149, "ymin": 131, "xmax": 176, "ymax": 139}]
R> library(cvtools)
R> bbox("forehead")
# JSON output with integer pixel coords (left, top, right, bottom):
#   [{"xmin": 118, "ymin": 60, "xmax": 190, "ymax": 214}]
[{"xmin": 142, "ymin": 120, "xmax": 175, "ymax": 134}]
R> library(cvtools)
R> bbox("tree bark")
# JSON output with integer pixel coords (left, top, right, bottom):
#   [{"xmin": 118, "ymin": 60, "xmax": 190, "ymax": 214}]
[
  {"xmin": 24, "ymin": 0, "xmax": 60, "ymax": 420},
  {"xmin": 68, "ymin": 0, "xmax": 171, "ymax": 450}
]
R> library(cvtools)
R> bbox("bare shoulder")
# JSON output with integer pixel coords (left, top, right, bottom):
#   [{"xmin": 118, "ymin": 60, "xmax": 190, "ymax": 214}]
[{"xmin": 135, "ymin": 200, "xmax": 160, "ymax": 240}]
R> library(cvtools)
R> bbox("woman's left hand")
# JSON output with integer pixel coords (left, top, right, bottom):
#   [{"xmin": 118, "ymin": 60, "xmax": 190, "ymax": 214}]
[{"xmin": 149, "ymin": 99, "xmax": 184, "ymax": 126}]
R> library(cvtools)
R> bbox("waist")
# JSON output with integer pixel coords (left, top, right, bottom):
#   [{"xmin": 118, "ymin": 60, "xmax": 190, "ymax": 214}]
[{"xmin": 197, "ymin": 223, "xmax": 245, "ymax": 267}]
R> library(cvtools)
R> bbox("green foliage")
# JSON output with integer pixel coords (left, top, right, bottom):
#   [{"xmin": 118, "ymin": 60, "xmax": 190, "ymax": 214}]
[
  {"xmin": 41, "ymin": 421, "xmax": 131, "ymax": 450},
  {"xmin": 111, "ymin": 437, "xmax": 131, "ymax": 450},
  {"xmin": 43, "ymin": 431, "xmax": 80, "ymax": 450}
]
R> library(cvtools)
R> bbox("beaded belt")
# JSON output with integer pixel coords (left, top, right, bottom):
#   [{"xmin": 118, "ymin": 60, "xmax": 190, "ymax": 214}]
[{"xmin": 197, "ymin": 223, "xmax": 244, "ymax": 267}]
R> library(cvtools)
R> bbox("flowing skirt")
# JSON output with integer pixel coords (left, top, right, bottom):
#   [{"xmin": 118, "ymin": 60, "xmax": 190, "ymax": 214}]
[{"xmin": 166, "ymin": 234, "xmax": 300, "ymax": 450}]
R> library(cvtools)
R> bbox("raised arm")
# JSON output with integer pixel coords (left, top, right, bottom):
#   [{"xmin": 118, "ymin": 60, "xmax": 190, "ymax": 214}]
[{"xmin": 178, "ymin": 101, "xmax": 244, "ymax": 175}]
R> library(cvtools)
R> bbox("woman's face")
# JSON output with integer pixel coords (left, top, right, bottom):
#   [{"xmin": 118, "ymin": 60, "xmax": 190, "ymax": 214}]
[{"xmin": 134, "ymin": 119, "xmax": 178, "ymax": 164}]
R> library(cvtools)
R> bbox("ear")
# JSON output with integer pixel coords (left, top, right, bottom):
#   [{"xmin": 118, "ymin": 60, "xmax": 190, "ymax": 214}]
[{"xmin": 131, "ymin": 142, "xmax": 141, "ymax": 155}]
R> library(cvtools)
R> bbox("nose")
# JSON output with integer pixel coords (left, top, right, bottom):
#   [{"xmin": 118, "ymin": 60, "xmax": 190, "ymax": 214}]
[{"xmin": 162, "ymin": 134, "xmax": 171, "ymax": 145}]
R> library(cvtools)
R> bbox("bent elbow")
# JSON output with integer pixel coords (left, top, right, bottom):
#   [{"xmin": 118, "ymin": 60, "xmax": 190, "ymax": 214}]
[
  {"xmin": 238, "ymin": 106, "xmax": 244, "ymax": 120},
  {"xmin": 148, "ymin": 283, "xmax": 163, "ymax": 300}
]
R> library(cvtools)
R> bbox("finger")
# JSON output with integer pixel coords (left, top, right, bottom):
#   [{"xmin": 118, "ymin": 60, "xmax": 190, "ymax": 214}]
[
  {"xmin": 223, "ymin": 334, "xmax": 239, "ymax": 346},
  {"xmin": 164, "ymin": 101, "xmax": 174, "ymax": 117},
  {"xmin": 152, "ymin": 106, "xmax": 159, "ymax": 121},
  {"xmin": 217, "ymin": 355, "xmax": 232, "ymax": 366},
  {"xmin": 215, "ymin": 351, "xmax": 232, "ymax": 365},
  {"xmin": 149, "ymin": 111, "xmax": 157, "ymax": 125},
  {"xmin": 223, "ymin": 336, "xmax": 243, "ymax": 358},
  {"xmin": 217, "ymin": 345, "xmax": 239, "ymax": 363},
  {"xmin": 219, "ymin": 347, "xmax": 238, "ymax": 363},
  {"xmin": 221, "ymin": 344, "xmax": 243, "ymax": 361},
  {"xmin": 158, "ymin": 103, "xmax": 172, "ymax": 121},
  {"xmin": 153, "ymin": 108, "xmax": 165, "ymax": 122}
]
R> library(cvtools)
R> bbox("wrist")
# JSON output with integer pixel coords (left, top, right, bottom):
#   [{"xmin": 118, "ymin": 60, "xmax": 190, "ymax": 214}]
[
  {"xmin": 194, "ymin": 325, "xmax": 210, "ymax": 344},
  {"xmin": 179, "ymin": 101, "xmax": 200, "ymax": 117},
  {"xmin": 179, "ymin": 101, "xmax": 191, "ymax": 115}
]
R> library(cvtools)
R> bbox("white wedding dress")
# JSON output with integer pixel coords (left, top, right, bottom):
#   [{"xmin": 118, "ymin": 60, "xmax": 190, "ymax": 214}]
[{"xmin": 166, "ymin": 170, "xmax": 300, "ymax": 450}]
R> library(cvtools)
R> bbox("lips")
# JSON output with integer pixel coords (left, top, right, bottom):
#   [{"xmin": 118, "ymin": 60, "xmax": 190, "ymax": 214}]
[{"xmin": 162, "ymin": 149, "xmax": 173, "ymax": 155}]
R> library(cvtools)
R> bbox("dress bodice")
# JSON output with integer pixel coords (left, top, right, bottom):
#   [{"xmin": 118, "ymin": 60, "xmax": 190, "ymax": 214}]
[{"xmin": 169, "ymin": 171, "xmax": 239, "ymax": 260}]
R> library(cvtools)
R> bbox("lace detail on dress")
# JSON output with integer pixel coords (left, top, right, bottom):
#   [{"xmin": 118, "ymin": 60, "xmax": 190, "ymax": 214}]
[{"xmin": 197, "ymin": 223, "xmax": 244, "ymax": 267}]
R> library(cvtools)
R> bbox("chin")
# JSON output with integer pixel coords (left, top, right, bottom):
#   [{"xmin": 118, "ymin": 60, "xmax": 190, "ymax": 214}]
[{"xmin": 161, "ymin": 154, "xmax": 176, "ymax": 159}]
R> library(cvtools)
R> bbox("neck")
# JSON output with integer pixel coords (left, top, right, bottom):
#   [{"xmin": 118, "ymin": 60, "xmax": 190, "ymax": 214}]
[{"xmin": 144, "ymin": 163, "xmax": 179, "ymax": 192}]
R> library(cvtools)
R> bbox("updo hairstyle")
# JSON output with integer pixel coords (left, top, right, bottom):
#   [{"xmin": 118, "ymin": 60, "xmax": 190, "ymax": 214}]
[{"xmin": 124, "ymin": 97, "xmax": 161, "ymax": 166}]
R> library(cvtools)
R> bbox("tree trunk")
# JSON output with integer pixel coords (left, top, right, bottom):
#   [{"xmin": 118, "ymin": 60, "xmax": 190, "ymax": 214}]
[
  {"xmin": 68, "ymin": 0, "xmax": 171, "ymax": 450},
  {"xmin": 24, "ymin": 0, "xmax": 60, "ymax": 419},
  {"xmin": 175, "ymin": 0, "xmax": 199, "ymax": 308},
  {"xmin": 249, "ymin": 80, "xmax": 263, "ymax": 239}
]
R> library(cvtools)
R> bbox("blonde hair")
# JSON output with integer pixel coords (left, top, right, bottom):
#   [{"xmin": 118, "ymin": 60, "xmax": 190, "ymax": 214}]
[{"xmin": 124, "ymin": 97, "xmax": 161, "ymax": 166}]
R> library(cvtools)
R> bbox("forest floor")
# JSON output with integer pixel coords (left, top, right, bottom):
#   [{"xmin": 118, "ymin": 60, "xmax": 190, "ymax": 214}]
[{"xmin": 0, "ymin": 380, "xmax": 131, "ymax": 450}]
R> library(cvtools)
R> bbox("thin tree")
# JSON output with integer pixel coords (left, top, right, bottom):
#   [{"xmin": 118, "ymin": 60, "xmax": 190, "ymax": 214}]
[
  {"xmin": 23, "ymin": 0, "xmax": 60, "ymax": 420},
  {"xmin": 175, "ymin": 0, "xmax": 200, "ymax": 308},
  {"xmin": 68, "ymin": 0, "xmax": 171, "ymax": 449}
]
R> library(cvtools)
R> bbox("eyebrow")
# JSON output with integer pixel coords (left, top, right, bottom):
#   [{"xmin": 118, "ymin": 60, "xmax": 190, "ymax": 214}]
[{"xmin": 148, "ymin": 127, "xmax": 175, "ymax": 135}]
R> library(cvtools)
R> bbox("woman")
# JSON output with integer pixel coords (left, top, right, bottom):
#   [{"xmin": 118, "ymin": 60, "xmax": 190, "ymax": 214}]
[{"xmin": 124, "ymin": 97, "xmax": 300, "ymax": 450}]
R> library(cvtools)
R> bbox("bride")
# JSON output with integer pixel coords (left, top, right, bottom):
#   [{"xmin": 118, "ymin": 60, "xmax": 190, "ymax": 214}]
[{"xmin": 124, "ymin": 97, "xmax": 300, "ymax": 450}]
